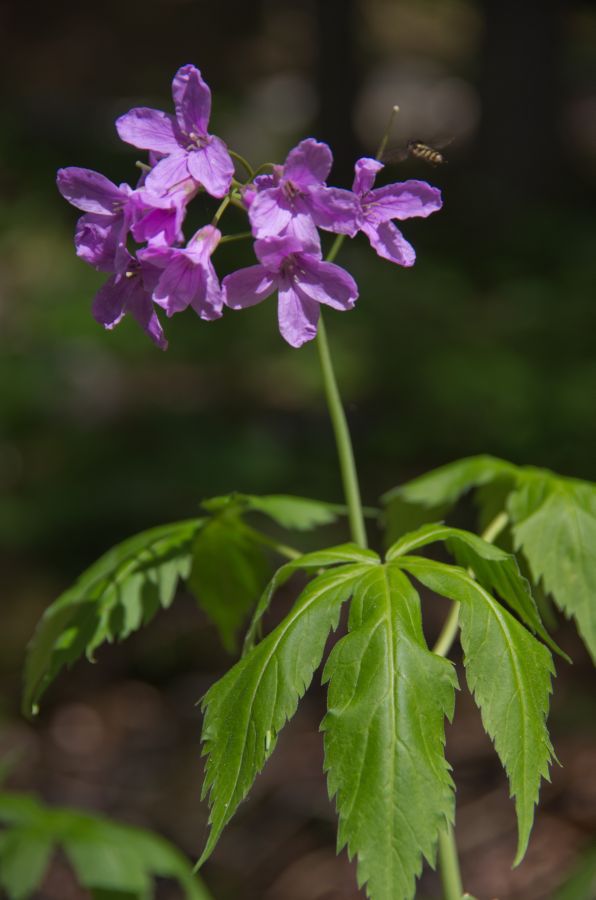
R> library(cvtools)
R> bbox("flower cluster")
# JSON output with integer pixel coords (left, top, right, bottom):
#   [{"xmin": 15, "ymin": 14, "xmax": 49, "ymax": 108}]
[{"xmin": 58, "ymin": 65, "xmax": 443, "ymax": 349}]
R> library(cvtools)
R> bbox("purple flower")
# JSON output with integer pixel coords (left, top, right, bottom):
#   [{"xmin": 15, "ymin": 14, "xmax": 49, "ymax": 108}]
[
  {"xmin": 223, "ymin": 234, "xmax": 358, "ymax": 347},
  {"xmin": 92, "ymin": 251, "xmax": 167, "ymax": 349},
  {"xmin": 57, "ymin": 167, "xmax": 187, "ymax": 272},
  {"xmin": 352, "ymin": 158, "xmax": 442, "ymax": 266},
  {"xmin": 140, "ymin": 225, "xmax": 223, "ymax": 320},
  {"xmin": 116, "ymin": 64, "xmax": 234, "ymax": 199},
  {"xmin": 247, "ymin": 139, "xmax": 359, "ymax": 242}
]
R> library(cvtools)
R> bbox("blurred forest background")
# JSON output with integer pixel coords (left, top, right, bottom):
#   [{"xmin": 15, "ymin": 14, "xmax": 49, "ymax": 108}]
[{"xmin": 1, "ymin": 0, "xmax": 596, "ymax": 897}]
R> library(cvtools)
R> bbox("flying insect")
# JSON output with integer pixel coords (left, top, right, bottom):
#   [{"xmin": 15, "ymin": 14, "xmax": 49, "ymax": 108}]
[{"xmin": 383, "ymin": 139, "xmax": 449, "ymax": 167}]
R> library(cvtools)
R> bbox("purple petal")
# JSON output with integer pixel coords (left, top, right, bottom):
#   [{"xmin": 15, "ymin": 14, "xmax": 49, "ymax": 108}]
[
  {"xmin": 130, "ymin": 191, "xmax": 186, "ymax": 245},
  {"xmin": 282, "ymin": 213, "xmax": 322, "ymax": 255},
  {"xmin": 172, "ymin": 64, "xmax": 212, "ymax": 135},
  {"xmin": 57, "ymin": 168, "xmax": 124, "ymax": 214},
  {"xmin": 277, "ymin": 282, "xmax": 320, "ymax": 347},
  {"xmin": 295, "ymin": 257, "xmax": 358, "ymax": 310},
  {"xmin": 186, "ymin": 137, "xmax": 234, "ymax": 198},
  {"xmin": 191, "ymin": 263, "xmax": 223, "ymax": 320},
  {"xmin": 365, "ymin": 180, "xmax": 443, "ymax": 223},
  {"xmin": 92, "ymin": 273, "xmax": 129, "ymax": 328},
  {"xmin": 223, "ymin": 265, "xmax": 276, "ymax": 309},
  {"xmin": 127, "ymin": 287, "xmax": 168, "ymax": 350},
  {"xmin": 115, "ymin": 108, "xmax": 181, "ymax": 153},
  {"xmin": 145, "ymin": 151, "xmax": 192, "ymax": 195},
  {"xmin": 186, "ymin": 224, "xmax": 222, "ymax": 262},
  {"xmin": 362, "ymin": 220, "xmax": 416, "ymax": 266},
  {"xmin": 284, "ymin": 139, "xmax": 332, "ymax": 187},
  {"xmin": 153, "ymin": 255, "xmax": 206, "ymax": 316},
  {"xmin": 74, "ymin": 213, "xmax": 121, "ymax": 271},
  {"xmin": 352, "ymin": 157, "xmax": 383, "ymax": 195},
  {"xmin": 249, "ymin": 188, "xmax": 293, "ymax": 238},
  {"xmin": 307, "ymin": 186, "xmax": 359, "ymax": 236},
  {"xmin": 254, "ymin": 234, "xmax": 303, "ymax": 269},
  {"xmin": 242, "ymin": 171, "xmax": 280, "ymax": 208}
]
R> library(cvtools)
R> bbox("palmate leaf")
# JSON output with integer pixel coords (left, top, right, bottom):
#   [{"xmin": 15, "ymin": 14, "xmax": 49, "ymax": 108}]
[
  {"xmin": 0, "ymin": 791, "xmax": 211, "ymax": 900},
  {"xmin": 199, "ymin": 563, "xmax": 373, "ymax": 866},
  {"xmin": 398, "ymin": 556, "xmax": 555, "ymax": 864},
  {"xmin": 382, "ymin": 456, "xmax": 517, "ymax": 544},
  {"xmin": 383, "ymin": 457, "xmax": 596, "ymax": 661},
  {"xmin": 23, "ymin": 519, "xmax": 203, "ymax": 716},
  {"xmin": 508, "ymin": 473, "xmax": 596, "ymax": 663},
  {"xmin": 387, "ymin": 522, "xmax": 564, "ymax": 657},
  {"xmin": 322, "ymin": 565, "xmax": 457, "ymax": 900},
  {"xmin": 243, "ymin": 543, "xmax": 380, "ymax": 652}
]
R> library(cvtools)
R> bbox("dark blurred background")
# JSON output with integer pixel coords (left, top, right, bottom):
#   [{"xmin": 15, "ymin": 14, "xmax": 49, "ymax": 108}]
[{"xmin": 1, "ymin": 1, "xmax": 596, "ymax": 897}]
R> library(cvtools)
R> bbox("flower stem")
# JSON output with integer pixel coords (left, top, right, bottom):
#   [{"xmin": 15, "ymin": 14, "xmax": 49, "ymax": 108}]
[
  {"xmin": 438, "ymin": 827, "xmax": 464, "ymax": 900},
  {"xmin": 219, "ymin": 231, "xmax": 253, "ymax": 244},
  {"xmin": 432, "ymin": 508, "xmax": 510, "ymax": 900},
  {"xmin": 315, "ymin": 314, "xmax": 367, "ymax": 549},
  {"xmin": 229, "ymin": 149, "xmax": 255, "ymax": 179}
]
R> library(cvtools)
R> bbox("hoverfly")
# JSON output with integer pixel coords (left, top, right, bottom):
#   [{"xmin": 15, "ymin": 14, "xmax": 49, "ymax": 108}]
[{"xmin": 383, "ymin": 139, "xmax": 449, "ymax": 167}]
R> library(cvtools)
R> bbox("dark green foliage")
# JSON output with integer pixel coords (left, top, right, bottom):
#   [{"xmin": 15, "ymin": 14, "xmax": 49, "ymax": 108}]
[
  {"xmin": 0, "ymin": 791, "xmax": 210, "ymax": 900},
  {"xmin": 383, "ymin": 457, "xmax": 596, "ymax": 660},
  {"xmin": 199, "ymin": 527, "xmax": 556, "ymax": 899},
  {"xmin": 24, "ymin": 520, "xmax": 202, "ymax": 715}
]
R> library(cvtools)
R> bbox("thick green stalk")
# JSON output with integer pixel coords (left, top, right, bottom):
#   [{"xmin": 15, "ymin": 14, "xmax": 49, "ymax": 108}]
[{"xmin": 315, "ymin": 314, "xmax": 367, "ymax": 549}]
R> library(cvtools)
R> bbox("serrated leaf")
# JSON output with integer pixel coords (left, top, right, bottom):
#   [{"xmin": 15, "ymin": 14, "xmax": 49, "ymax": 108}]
[
  {"xmin": 387, "ymin": 523, "xmax": 564, "ymax": 657},
  {"xmin": 508, "ymin": 474, "xmax": 596, "ymax": 662},
  {"xmin": 398, "ymin": 557, "xmax": 555, "ymax": 864},
  {"xmin": 199, "ymin": 564, "xmax": 368, "ymax": 866},
  {"xmin": 23, "ymin": 520, "xmax": 201, "ymax": 716},
  {"xmin": 187, "ymin": 517, "xmax": 270, "ymax": 651},
  {"xmin": 202, "ymin": 492, "xmax": 346, "ymax": 530},
  {"xmin": 382, "ymin": 456, "xmax": 516, "ymax": 544},
  {"xmin": 322, "ymin": 565, "xmax": 457, "ymax": 900},
  {"xmin": 0, "ymin": 791, "xmax": 211, "ymax": 900},
  {"xmin": 243, "ymin": 543, "xmax": 380, "ymax": 652}
]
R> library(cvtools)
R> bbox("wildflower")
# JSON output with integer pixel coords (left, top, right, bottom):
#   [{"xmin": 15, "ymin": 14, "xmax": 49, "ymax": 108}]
[
  {"xmin": 57, "ymin": 167, "xmax": 186, "ymax": 272},
  {"xmin": 92, "ymin": 251, "xmax": 167, "ymax": 349},
  {"xmin": 247, "ymin": 139, "xmax": 359, "ymax": 242},
  {"xmin": 223, "ymin": 234, "xmax": 358, "ymax": 347},
  {"xmin": 116, "ymin": 64, "xmax": 234, "ymax": 199},
  {"xmin": 352, "ymin": 157, "xmax": 442, "ymax": 266},
  {"xmin": 139, "ymin": 225, "xmax": 223, "ymax": 320}
]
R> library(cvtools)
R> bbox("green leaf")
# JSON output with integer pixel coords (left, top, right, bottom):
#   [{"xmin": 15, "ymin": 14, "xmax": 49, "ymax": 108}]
[
  {"xmin": 199, "ymin": 564, "xmax": 368, "ymax": 866},
  {"xmin": 508, "ymin": 473, "xmax": 596, "ymax": 662},
  {"xmin": 322, "ymin": 566, "xmax": 457, "ymax": 900},
  {"xmin": 202, "ymin": 492, "xmax": 346, "ymax": 530},
  {"xmin": 0, "ymin": 791, "xmax": 211, "ymax": 900},
  {"xmin": 0, "ymin": 828, "xmax": 53, "ymax": 899},
  {"xmin": 398, "ymin": 557, "xmax": 555, "ymax": 864},
  {"xmin": 23, "ymin": 520, "xmax": 202, "ymax": 716},
  {"xmin": 387, "ymin": 523, "xmax": 564, "ymax": 658},
  {"xmin": 188, "ymin": 517, "xmax": 270, "ymax": 651},
  {"xmin": 382, "ymin": 456, "xmax": 516, "ymax": 542},
  {"xmin": 553, "ymin": 843, "xmax": 596, "ymax": 900},
  {"xmin": 243, "ymin": 543, "xmax": 380, "ymax": 652}
]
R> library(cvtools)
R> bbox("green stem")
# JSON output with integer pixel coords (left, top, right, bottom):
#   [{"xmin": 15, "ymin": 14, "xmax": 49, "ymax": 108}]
[
  {"xmin": 229, "ymin": 149, "xmax": 255, "ymax": 179},
  {"xmin": 219, "ymin": 231, "xmax": 253, "ymax": 244},
  {"xmin": 432, "ymin": 508, "xmax": 510, "ymax": 900},
  {"xmin": 211, "ymin": 195, "xmax": 231, "ymax": 227},
  {"xmin": 315, "ymin": 314, "xmax": 367, "ymax": 548},
  {"xmin": 438, "ymin": 827, "xmax": 464, "ymax": 900}
]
